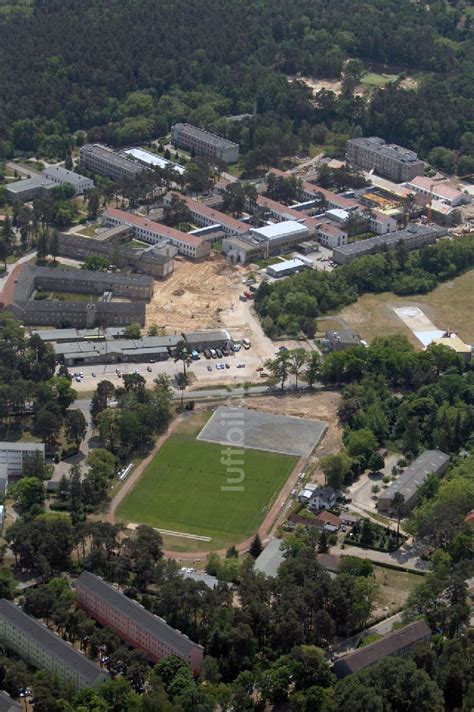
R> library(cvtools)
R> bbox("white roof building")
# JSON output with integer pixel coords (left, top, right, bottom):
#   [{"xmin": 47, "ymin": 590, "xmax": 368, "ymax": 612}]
[
  {"xmin": 123, "ymin": 148, "xmax": 185, "ymax": 175},
  {"xmin": 250, "ymin": 220, "xmax": 309, "ymax": 242}
]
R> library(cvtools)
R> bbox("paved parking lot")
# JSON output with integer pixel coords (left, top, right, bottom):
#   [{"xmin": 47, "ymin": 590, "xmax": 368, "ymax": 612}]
[{"xmin": 197, "ymin": 405, "xmax": 327, "ymax": 456}]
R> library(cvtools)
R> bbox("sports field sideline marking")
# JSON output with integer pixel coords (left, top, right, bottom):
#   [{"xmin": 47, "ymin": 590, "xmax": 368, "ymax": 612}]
[{"xmin": 127, "ymin": 523, "xmax": 211, "ymax": 541}]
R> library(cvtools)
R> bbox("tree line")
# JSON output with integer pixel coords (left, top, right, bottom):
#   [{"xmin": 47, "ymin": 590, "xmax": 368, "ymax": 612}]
[{"xmin": 255, "ymin": 235, "xmax": 474, "ymax": 338}]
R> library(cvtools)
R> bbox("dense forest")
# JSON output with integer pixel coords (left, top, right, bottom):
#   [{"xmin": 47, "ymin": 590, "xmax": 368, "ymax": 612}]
[{"xmin": 0, "ymin": 0, "xmax": 473, "ymax": 173}]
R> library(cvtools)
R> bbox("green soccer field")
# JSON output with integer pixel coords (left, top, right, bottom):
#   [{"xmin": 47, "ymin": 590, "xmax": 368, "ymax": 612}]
[{"xmin": 116, "ymin": 436, "xmax": 297, "ymax": 550}]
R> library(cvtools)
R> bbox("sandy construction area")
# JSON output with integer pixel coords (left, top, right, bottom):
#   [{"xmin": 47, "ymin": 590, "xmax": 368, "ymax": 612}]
[{"xmin": 146, "ymin": 254, "xmax": 245, "ymax": 332}]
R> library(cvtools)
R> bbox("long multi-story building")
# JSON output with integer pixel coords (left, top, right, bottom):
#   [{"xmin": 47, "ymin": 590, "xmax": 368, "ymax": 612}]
[
  {"xmin": 0, "ymin": 442, "xmax": 45, "ymax": 476},
  {"xmin": 332, "ymin": 224, "xmax": 446, "ymax": 265},
  {"xmin": 405, "ymin": 176, "xmax": 470, "ymax": 207},
  {"xmin": 103, "ymin": 208, "xmax": 210, "ymax": 260},
  {"xmin": 6, "ymin": 176, "xmax": 57, "ymax": 203},
  {"xmin": 80, "ymin": 144, "xmax": 147, "ymax": 181},
  {"xmin": 347, "ymin": 137, "xmax": 425, "ymax": 182},
  {"xmin": 171, "ymin": 123, "xmax": 239, "ymax": 163},
  {"xmin": 0, "ymin": 600, "xmax": 109, "ymax": 690},
  {"xmin": 75, "ymin": 571, "xmax": 204, "ymax": 673}
]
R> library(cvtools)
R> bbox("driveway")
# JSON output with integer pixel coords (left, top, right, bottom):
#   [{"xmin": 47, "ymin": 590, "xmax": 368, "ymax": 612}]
[{"xmin": 52, "ymin": 399, "xmax": 96, "ymax": 482}]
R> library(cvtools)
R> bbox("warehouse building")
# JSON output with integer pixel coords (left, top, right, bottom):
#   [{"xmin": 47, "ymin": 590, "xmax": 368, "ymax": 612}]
[
  {"xmin": 266, "ymin": 258, "xmax": 308, "ymax": 278},
  {"xmin": 6, "ymin": 176, "xmax": 56, "ymax": 203},
  {"xmin": 332, "ymin": 224, "xmax": 446, "ymax": 265},
  {"xmin": 347, "ymin": 137, "xmax": 425, "ymax": 182},
  {"xmin": 103, "ymin": 208, "xmax": 210, "ymax": 260},
  {"xmin": 0, "ymin": 600, "xmax": 109, "ymax": 690},
  {"xmin": 377, "ymin": 449, "xmax": 450, "ymax": 512},
  {"xmin": 80, "ymin": 144, "xmax": 147, "ymax": 181},
  {"xmin": 0, "ymin": 442, "xmax": 44, "ymax": 476},
  {"xmin": 182, "ymin": 329, "xmax": 232, "ymax": 352},
  {"xmin": 171, "ymin": 123, "xmax": 239, "ymax": 163},
  {"xmin": 334, "ymin": 621, "xmax": 431, "ymax": 678},
  {"xmin": 42, "ymin": 166, "xmax": 94, "ymax": 195},
  {"xmin": 75, "ymin": 571, "xmax": 204, "ymax": 673},
  {"xmin": 53, "ymin": 335, "xmax": 181, "ymax": 366}
]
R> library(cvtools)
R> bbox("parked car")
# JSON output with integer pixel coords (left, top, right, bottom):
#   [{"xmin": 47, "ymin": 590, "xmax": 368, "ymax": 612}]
[
  {"xmin": 91, "ymin": 372, "xmax": 96, "ymax": 377},
  {"xmin": 216, "ymin": 349, "xmax": 223, "ymax": 358},
  {"xmin": 225, "ymin": 363, "xmax": 230, "ymax": 369},
  {"xmin": 210, "ymin": 349, "xmax": 217, "ymax": 358},
  {"xmin": 237, "ymin": 363, "xmax": 245, "ymax": 368},
  {"xmin": 147, "ymin": 366, "xmax": 152, "ymax": 372},
  {"xmin": 256, "ymin": 366, "xmax": 264, "ymax": 372},
  {"xmin": 207, "ymin": 365, "xmax": 212, "ymax": 371}
]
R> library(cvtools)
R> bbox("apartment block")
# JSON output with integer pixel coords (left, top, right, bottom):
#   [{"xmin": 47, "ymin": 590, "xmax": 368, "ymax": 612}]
[
  {"xmin": 171, "ymin": 123, "xmax": 239, "ymax": 163},
  {"xmin": 103, "ymin": 208, "xmax": 210, "ymax": 260},
  {"xmin": 0, "ymin": 442, "xmax": 44, "ymax": 476},
  {"xmin": 347, "ymin": 137, "xmax": 425, "ymax": 182},
  {"xmin": 0, "ymin": 600, "xmax": 109, "ymax": 690},
  {"xmin": 80, "ymin": 144, "xmax": 147, "ymax": 181},
  {"xmin": 75, "ymin": 571, "xmax": 204, "ymax": 673}
]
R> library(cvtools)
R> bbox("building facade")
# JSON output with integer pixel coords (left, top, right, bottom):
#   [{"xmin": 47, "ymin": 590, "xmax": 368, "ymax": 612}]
[
  {"xmin": 317, "ymin": 222, "xmax": 348, "ymax": 248},
  {"xmin": 347, "ymin": 137, "xmax": 425, "ymax": 182},
  {"xmin": 405, "ymin": 176, "xmax": 470, "ymax": 207},
  {"xmin": 0, "ymin": 600, "xmax": 109, "ymax": 690},
  {"xmin": 57, "ymin": 232, "xmax": 174, "ymax": 280},
  {"xmin": 332, "ymin": 225, "xmax": 446, "ymax": 265},
  {"xmin": 6, "ymin": 177, "xmax": 57, "ymax": 203},
  {"xmin": 0, "ymin": 442, "xmax": 45, "ymax": 476},
  {"xmin": 103, "ymin": 208, "xmax": 210, "ymax": 260},
  {"xmin": 75, "ymin": 572, "xmax": 204, "ymax": 673},
  {"xmin": 80, "ymin": 144, "xmax": 147, "ymax": 181},
  {"xmin": 171, "ymin": 123, "xmax": 239, "ymax": 163},
  {"xmin": 167, "ymin": 193, "xmax": 249, "ymax": 238},
  {"xmin": 42, "ymin": 166, "xmax": 94, "ymax": 195}
]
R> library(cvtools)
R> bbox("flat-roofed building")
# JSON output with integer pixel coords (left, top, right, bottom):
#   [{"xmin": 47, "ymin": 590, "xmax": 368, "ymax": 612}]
[
  {"xmin": 42, "ymin": 166, "xmax": 94, "ymax": 195},
  {"xmin": 332, "ymin": 225, "xmax": 446, "ymax": 265},
  {"xmin": 377, "ymin": 449, "xmax": 449, "ymax": 512},
  {"xmin": 0, "ymin": 442, "xmax": 44, "ymax": 476},
  {"xmin": 103, "ymin": 208, "xmax": 210, "ymax": 260},
  {"xmin": 334, "ymin": 621, "xmax": 431, "ymax": 678},
  {"xmin": 255, "ymin": 195, "xmax": 318, "ymax": 235},
  {"xmin": 80, "ymin": 144, "xmax": 147, "ymax": 181},
  {"xmin": 250, "ymin": 220, "xmax": 309, "ymax": 245},
  {"xmin": 6, "ymin": 176, "xmax": 56, "ymax": 203},
  {"xmin": 171, "ymin": 123, "xmax": 239, "ymax": 163},
  {"xmin": 0, "ymin": 600, "xmax": 109, "ymax": 690},
  {"xmin": 325, "ymin": 328, "xmax": 362, "ymax": 351},
  {"xmin": 266, "ymin": 258, "xmax": 308, "ymax": 278},
  {"xmin": 254, "ymin": 539, "xmax": 285, "ymax": 578},
  {"xmin": 347, "ymin": 137, "xmax": 425, "ymax": 182},
  {"xmin": 405, "ymin": 176, "xmax": 470, "ymax": 207},
  {"xmin": 75, "ymin": 571, "xmax": 204, "ymax": 673}
]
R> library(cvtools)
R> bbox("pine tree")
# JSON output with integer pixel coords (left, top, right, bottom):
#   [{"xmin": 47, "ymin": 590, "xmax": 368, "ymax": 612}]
[
  {"xmin": 49, "ymin": 230, "xmax": 58, "ymax": 263},
  {"xmin": 318, "ymin": 530, "xmax": 329, "ymax": 553},
  {"xmin": 36, "ymin": 228, "xmax": 49, "ymax": 260},
  {"xmin": 249, "ymin": 533, "xmax": 263, "ymax": 559}
]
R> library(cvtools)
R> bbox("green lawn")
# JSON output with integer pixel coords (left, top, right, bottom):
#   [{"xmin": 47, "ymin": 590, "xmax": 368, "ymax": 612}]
[
  {"xmin": 361, "ymin": 72, "xmax": 398, "ymax": 88},
  {"xmin": 77, "ymin": 223, "xmax": 100, "ymax": 237},
  {"xmin": 116, "ymin": 434, "xmax": 297, "ymax": 549}
]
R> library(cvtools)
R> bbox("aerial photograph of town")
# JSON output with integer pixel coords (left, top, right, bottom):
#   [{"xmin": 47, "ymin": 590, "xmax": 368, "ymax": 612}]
[{"xmin": 0, "ymin": 0, "xmax": 472, "ymax": 709}]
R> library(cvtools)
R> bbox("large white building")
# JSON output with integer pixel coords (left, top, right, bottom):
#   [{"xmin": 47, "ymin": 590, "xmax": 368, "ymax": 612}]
[
  {"xmin": 317, "ymin": 222, "xmax": 347, "ymax": 248},
  {"xmin": 0, "ymin": 442, "xmax": 45, "ymax": 476}
]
